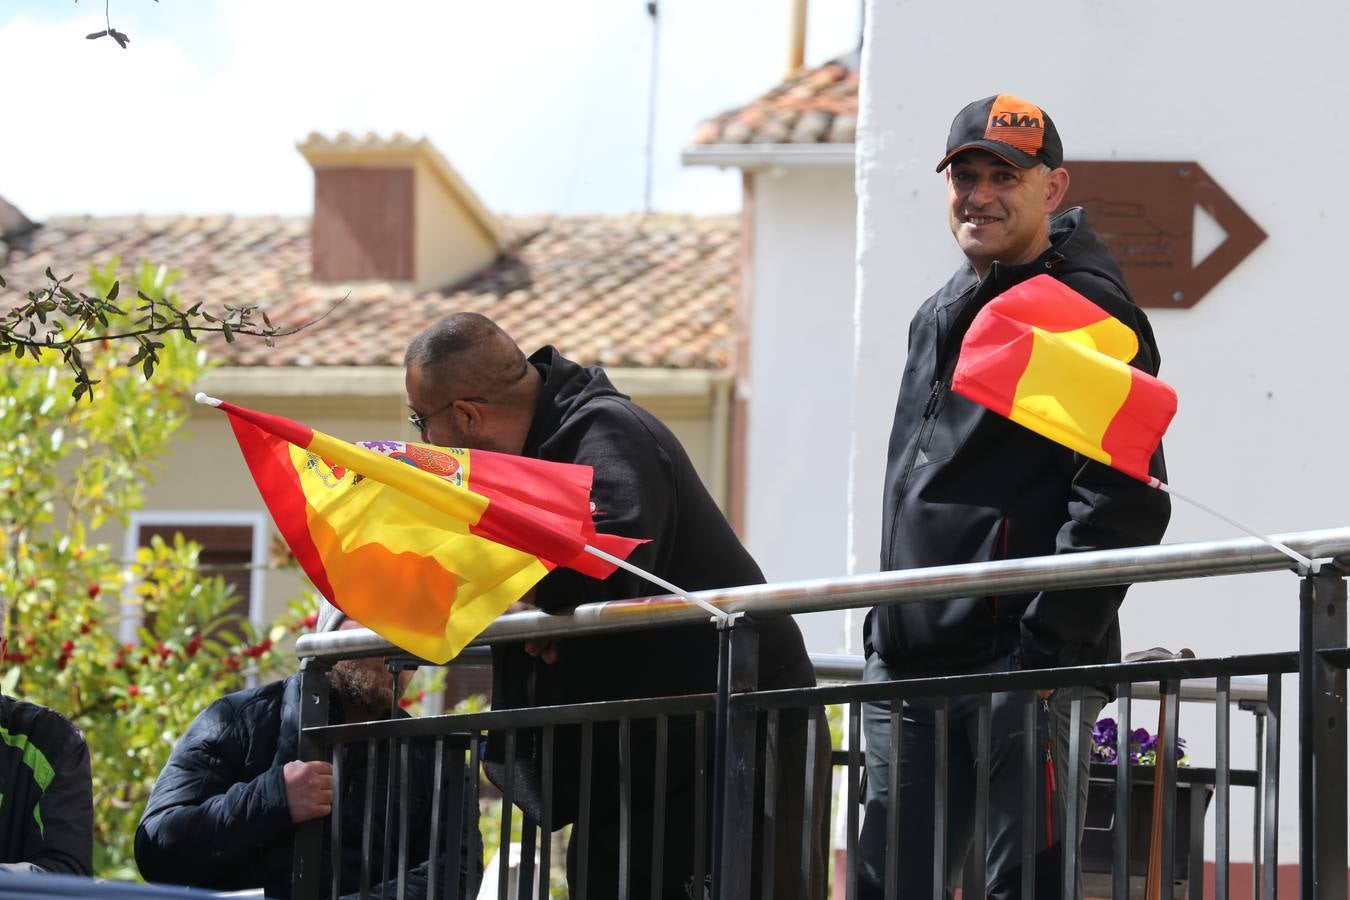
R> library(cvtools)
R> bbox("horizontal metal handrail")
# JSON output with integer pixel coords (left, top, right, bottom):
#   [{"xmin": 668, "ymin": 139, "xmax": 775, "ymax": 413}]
[
  {"xmin": 295, "ymin": 525, "xmax": 1350, "ymax": 662},
  {"xmin": 810, "ymin": 653, "xmax": 1272, "ymax": 703}
]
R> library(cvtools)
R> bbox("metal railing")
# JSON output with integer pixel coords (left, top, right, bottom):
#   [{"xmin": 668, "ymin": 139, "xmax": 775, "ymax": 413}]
[{"xmin": 289, "ymin": 527, "xmax": 1350, "ymax": 900}]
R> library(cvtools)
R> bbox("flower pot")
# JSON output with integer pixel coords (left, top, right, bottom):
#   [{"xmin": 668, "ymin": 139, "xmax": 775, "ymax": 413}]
[{"xmin": 1080, "ymin": 764, "xmax": 1213, "ymax": 899}]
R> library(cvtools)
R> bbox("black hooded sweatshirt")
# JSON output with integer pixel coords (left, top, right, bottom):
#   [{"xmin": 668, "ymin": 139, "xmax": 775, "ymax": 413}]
[
  {"xmin": 867, "ymin": 208, "xmax": 1171, "ymax": 675},
  {"xmin": 487, "ymin": 348, "xmax": 814, "ymax": 823}
]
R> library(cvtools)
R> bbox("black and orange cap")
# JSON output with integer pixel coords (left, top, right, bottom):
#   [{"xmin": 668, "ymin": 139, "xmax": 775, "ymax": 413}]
[{"xmin": 935, "ymin": 93, "xmax": 1063, "ymax": 172}]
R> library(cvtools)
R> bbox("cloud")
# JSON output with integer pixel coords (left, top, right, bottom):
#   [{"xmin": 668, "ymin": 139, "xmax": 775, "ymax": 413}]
[{"xmin": 1, "ymin": 1, "xmax": 860, "ymax": 220}]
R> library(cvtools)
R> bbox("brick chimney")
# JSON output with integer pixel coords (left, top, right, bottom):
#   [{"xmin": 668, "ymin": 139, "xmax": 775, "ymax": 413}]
[{"xmin": 297, "ymin": 132, "xmax": 505, "ymax": 291}]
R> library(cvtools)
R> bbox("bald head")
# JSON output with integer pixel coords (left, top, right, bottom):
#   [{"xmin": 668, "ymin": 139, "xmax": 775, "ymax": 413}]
[
  {"xmin": 404, "ymin": 313, "xmax": 541, "ymax": 453},
  {"xmin": 404, "ymin": 313, "xmax": 529, "ymax": 399}
]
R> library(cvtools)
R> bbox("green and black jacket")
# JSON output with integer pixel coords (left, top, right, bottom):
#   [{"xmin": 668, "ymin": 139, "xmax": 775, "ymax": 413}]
[{"xmin": 0, "ymin": 694, "xmax": 93, "ymax": 874}]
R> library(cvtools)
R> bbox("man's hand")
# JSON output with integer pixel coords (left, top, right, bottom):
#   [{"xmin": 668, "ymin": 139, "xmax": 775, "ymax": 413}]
[
  {"xmin": 283, "ymin": 760, "xmax": 334, "ymax": 824},
  {"xmin": 1036, "ymin": 688, "xmax": 1055, "ymax": 700},
  {"xmin": 507, "ymin": 599, "xmax": 560, "ymax": 665}
]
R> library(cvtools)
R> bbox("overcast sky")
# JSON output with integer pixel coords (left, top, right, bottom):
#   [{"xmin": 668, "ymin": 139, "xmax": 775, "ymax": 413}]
[{"xmin": 0, "ymin": 1, "xmax": 860, "ymax": 221}]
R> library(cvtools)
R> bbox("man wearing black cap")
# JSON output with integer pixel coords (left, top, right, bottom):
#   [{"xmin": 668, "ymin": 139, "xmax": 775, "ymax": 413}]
[{"xmin": 858, "ymin": 95, "xmax": 1170, "ymax": 899}]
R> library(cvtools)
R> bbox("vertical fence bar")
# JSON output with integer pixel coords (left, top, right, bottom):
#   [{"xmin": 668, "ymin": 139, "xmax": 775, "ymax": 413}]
[
  {"xmin": 1300, "ymin": 574, "xmax": 1316, "ymax": 900},
  {"xmin": 291, "ymin": 658, "xmax": 332, "ymax": 900},
  {"xmin": 517, "ymin": 816, "xmax": 537, "ymax": 900},
  {"xmin": 467, "ymin": 733, "xmax": 482, "ymax": 900},
  {"xmin": 439, "ymin": 736, "xmax": 469, "ymax": 900},
  {"xmin": 618, "ymin": 718, "xmax": 632, "ymax": 900},
  {"xmin": 1063, "ymin": 687, "xmax": 1084, "ymax": 900},
  {"xmin": 885, "ymin": 705, "xmax": 902, "ymax": 900},
  {"xmin": 331, "ymin": 742, "xmax": 345, "ymax": 900},
  {"xmin": 1158, "ymin": 680, "xmax": 1180, "ymax": 899},
  {"xmin": 1309, "ymin": 568, "xmax": 1348, "ymax": 900},
  {"xmin": 397, "ymin": 740, "xmax": 411, "ymax": 900},
  {"xmin": 577, "ymin": 721, "xmax": 594, "ymax": 900},
  {"xmin": 847, "ymin": 701, "xmax": 862, "ymax": 900},
  {"xmin": 971, "ymin": 693, "xmax": 992, "ymax": 897},
  {"xmin": 1251, "ymin": 707, "xmax": 1265, "ymax": 900},
  {"xmin": 539, "ymin": 726, "xmax": 554, "ymax": 900},
  {"xmin": 649, "ymin": 717, "xmax": 667, "ymax": 899},
  {"xmin": 800, "ymin": 709, "xmax": 819, "ymax": 899},
  {"xmin": 1263, "ymin": 676, "xmax": 1281, "ymax": 900},
  {"xmin": 711, "ymin": 624, "xmax": 733, "ymax": 897},
  {"xmin": 932, "ymin": 697, "xmax": 949, "ymax": 900},
  {"xmin": 498, "ymin": 729, "xmax": 517, "ymax": 900},
  {"xmin": 382, "ymin": 669, "xmax": 401, "ymax": 896},
  {"xmin": 717, "ymin": 621, "xmax": 760, "ymax": 900},
  {"xmin": 1021, "ymin": 695, "xmax": 1037, "ymax": 900},
  {"xmin": 362, "ymin": 738, "xmax": 377, "ymax": 900},
  {"xmin": 1187, "ymin": 784, "xmax": 1206, "ymax": 900},
  {"xmin": 426, "ymin": 738, "xmax": 444, "ymax": 900},
  {"xmin": 1215, "ymin": 677, "xmax": 1230, "ymax": 900},
  {"xmin": 1113, "ymin": 682, "xmax": 1132, "ymax": 900},
  {"xmin": 760, "ymin": 710, "xmax": 779, "ymax": 900}
]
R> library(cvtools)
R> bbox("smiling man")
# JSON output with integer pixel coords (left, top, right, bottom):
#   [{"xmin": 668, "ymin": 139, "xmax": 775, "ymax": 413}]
[{"xmin": 858, "ymin": 95, "xmax": 1171, "ymax": 900}]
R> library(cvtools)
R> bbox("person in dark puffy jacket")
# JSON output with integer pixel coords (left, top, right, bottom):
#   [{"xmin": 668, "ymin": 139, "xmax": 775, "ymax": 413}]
[
  {"xmin": 858, "ymin": 95, "xmax": 1170, "ymax": 900},
  {"xmin": 0, "ymin": 622, "xmax": 94, "ymax": 876},
  {"xmin": 135, "ymin": 603, "xmax": 478, "ymax": 898}
]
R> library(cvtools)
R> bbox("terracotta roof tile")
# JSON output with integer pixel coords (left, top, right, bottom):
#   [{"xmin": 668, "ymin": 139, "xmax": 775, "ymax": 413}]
[
  {"xmin": 692, "ymin": 54, "xmax": 859, "ymax": 146},
  {"xmin": 0, "ymin": 212, "xmax": 739, "ymax": 370}
]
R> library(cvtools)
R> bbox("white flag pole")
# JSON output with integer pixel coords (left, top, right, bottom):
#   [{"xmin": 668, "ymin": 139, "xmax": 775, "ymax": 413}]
[
  {"xmin": 583, "ymin": 544, "xmax": 730, "ymax": 621},
  {"xmin": 1153, "ymin": 480, "xmax": 1313, "ymax": 571}
]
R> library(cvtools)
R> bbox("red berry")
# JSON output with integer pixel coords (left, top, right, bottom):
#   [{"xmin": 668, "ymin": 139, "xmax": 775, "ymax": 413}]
[
  {"xmin": 60, "ymin": 640, "xmax": 74, "ymax": 654},
  {"xmin": 127, "ymin": 685, "xmax": 140, "ymax": 697},
  {"xmin": 87, "ymin": 584, "xmax": 100, "ymax": 599},
  {"xmin": 57, "ymin": 656, "xmax": 69, "ymax": 671}
]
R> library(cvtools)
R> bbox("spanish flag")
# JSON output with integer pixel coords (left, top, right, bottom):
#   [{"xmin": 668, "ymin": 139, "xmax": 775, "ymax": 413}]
[
  {"xmin": 951, "ymin": 275, "xmax": 1176, "ymax": 484},
  {"xmin": 199, "ymin": 395, "xmax": 643, "ymax": 662}
]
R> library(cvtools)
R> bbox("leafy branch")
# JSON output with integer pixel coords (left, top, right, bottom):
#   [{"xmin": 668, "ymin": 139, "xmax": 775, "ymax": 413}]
[{"xmin": 0, "ymin": 265, "xmax": 341, "ymax": 402}]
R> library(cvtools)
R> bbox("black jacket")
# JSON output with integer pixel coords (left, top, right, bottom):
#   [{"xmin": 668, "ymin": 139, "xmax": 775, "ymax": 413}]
[
  {"xmin": 0, "ymin": 695, "xmax": 93, "ymax": 875},
  {"xmin": 488, "ymin": 348, "xmax": 815, "ymax": 822},
  {"xmin": 868, "ymin": 209, "xmax": 1171, "ymax": 674},
  {"xmin": 135, "ymin": 675, "xmax": 455, "ymax": 899}
]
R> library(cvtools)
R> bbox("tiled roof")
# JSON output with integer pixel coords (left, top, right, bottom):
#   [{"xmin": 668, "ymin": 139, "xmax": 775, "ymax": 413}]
[
  {"xmin": 692, "ymin": 55, "xmax": 858, "ymax": 146},
  {"xmin": 0, "ymin": 212, "xmax": 740, "ymax": 370}
]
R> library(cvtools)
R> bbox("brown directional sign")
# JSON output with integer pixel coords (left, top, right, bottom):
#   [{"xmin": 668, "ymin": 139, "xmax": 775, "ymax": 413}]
[{"xmin": 1059, "ymin": 161, "xmax": 1266, "ymax": 309}]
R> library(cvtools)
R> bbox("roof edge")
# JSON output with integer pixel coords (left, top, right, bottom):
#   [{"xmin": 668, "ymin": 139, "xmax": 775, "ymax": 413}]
[
  {"xmin": 198, "ymin": 365, "xmax": 732, "ymax": 399},
  {"xmin": 681, "ymin": 143, "xmax": 856, "ymax": 170}
]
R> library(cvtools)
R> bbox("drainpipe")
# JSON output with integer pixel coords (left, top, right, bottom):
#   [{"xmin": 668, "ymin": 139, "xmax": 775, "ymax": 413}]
[{"xmin": 787, "ymin": 0, "xmax": 807, "ymax": 76}]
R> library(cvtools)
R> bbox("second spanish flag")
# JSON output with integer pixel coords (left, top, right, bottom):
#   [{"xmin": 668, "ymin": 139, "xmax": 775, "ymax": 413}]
[{"xmin": 951, "ymin": 275, "xmax": 1176, "ymax": 483}]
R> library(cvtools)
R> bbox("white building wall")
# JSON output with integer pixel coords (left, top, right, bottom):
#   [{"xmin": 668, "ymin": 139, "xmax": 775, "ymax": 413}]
[
  {"xmin": 857, "ymin": 0, "xmax": 1350, "ymax": 863},
  {"xmin": 745, "ymin": 165, "xmax": 858, "ymax": 654}
]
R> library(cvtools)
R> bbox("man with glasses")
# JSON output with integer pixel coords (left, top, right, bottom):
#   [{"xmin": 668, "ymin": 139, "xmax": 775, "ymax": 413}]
[
  {"xmin": 859, "ymin": 95, "xmax": 1170, "ymax": 900},
  {"xmin": 404, "ymin": 313, "xmax": 827, "ymax": 899}
]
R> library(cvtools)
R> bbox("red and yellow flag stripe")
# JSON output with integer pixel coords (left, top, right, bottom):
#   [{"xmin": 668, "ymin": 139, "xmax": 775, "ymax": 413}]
[
  {"xmin": 208, "ymin": 397, "xmax": 641, "ymax": 662},
  {"xmin": 952, "ymin": 275, "xmax": 1176, "ymax": 483}
]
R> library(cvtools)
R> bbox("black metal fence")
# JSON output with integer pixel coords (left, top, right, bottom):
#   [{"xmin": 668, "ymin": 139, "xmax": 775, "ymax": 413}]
[{"xmin": 289, "ymin": 530, "xmax": 1350, "ymax": 900}]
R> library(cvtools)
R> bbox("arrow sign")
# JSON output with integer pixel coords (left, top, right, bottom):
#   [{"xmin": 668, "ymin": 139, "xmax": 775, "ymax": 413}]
[{"xmin": 1060, "ymin": 161, "xmax": 1266, "ymax": 309}]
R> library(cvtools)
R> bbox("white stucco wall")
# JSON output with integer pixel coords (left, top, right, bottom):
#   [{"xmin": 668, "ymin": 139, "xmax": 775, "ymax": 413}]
[
  {"xmin": 857, "ymin": 0, "xmax": 1350, "ymax": 864},
  {"xmin": 744, "ymin": 165, "xmax": 858, "ymax": 654}
]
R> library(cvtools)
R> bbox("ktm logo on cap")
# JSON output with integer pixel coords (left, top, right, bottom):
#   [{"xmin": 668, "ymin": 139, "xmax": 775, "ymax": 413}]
[
  {"xmin": 990, "ymin": 112, "xmax": 1040, "ymax": 128},
  {"xmin": 984, "ymin": 93, "xmax": 1045, "ymax": 156}
]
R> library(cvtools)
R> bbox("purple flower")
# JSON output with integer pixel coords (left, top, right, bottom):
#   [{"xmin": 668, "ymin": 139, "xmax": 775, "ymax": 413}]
[{"xmin": 1092, "ymin": 718, "xmax": 1188, "ymax": 767}]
